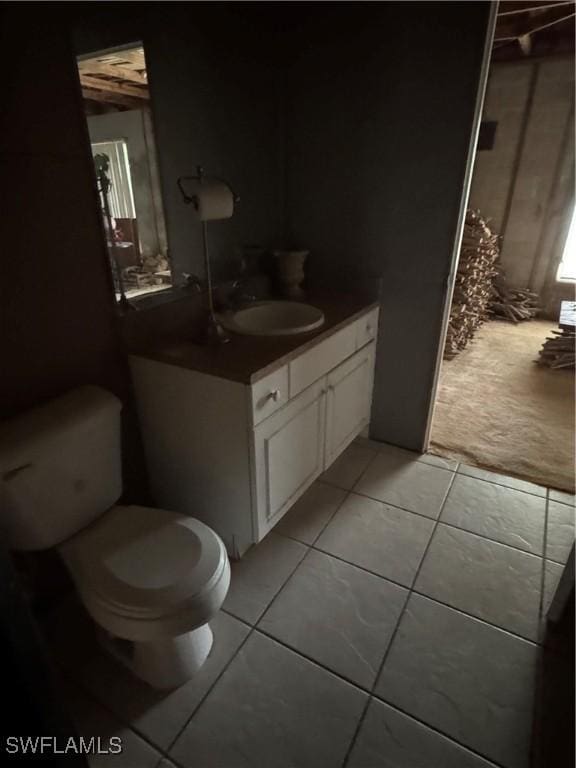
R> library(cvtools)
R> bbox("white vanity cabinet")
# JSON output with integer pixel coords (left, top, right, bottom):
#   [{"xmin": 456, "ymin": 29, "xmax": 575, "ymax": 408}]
[{"xmin": 130, "ymin": 305, "xmax": 378, "ymax": 558}]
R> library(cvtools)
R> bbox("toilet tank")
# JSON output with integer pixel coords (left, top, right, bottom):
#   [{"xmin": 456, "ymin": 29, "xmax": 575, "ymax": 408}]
[{"xmin": 0, "ymin": 386, "xmax": 123, "ymax": 551}]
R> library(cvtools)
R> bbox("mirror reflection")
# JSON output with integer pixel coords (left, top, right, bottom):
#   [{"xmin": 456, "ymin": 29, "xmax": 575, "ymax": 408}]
[{"xmin": 76, "ymin": 44, "xmax": 172, "ymax": 303}]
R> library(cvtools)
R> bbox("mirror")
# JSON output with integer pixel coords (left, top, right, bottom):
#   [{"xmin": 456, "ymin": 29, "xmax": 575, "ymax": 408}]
[{"xmin": 76, "ymin": 43, "xmax": 173, "ymax": 304}]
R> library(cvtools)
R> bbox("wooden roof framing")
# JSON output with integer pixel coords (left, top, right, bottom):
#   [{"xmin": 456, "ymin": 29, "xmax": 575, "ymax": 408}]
[
  {"xmin": 78, "ymin": 47, "xmax": 149, "ymax": 110},
  {"xmin": 494, "ymin": 1, "xmax": 575, "ymax": 59}
]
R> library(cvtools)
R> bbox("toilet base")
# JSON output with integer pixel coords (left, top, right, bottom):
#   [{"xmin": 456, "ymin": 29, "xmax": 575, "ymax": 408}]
[{"xmin": 98, "ymin": 623, "xmax": 214, "ymax": 690}]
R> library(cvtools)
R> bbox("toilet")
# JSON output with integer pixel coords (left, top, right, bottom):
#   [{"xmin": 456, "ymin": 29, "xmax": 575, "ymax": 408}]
[{"xmin": 0, "ymin": 386, "xmax": 230, "ymax": 690}]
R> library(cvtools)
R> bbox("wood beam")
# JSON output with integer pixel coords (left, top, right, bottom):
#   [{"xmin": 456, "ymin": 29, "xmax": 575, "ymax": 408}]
[
  {"xmin": 81, "ymin": 87, "xmax": 146, "ymax": 109},
  {"xmin": 79, "ymin": 74, "xmax": 149, "ymax": 100},
  {"xmin": 496, "ymin": 5, "xmax": 575, "ymax": 38},
  {"xmin": 498, "ymin": 1, "xmax": 573, "ymax": 16},
  {"xmin": 78, "ymin": 61, "xmax": 147, "ymax": 85},
  {"xmin": 495, "ymin": 11, "xmax": 575, "ymax": 43}
]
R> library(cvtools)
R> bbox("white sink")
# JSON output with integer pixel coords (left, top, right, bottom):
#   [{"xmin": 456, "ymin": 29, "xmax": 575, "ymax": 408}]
[{"xmin": 221, "ymin": 301, "xmax": 325, "ymax": 336}]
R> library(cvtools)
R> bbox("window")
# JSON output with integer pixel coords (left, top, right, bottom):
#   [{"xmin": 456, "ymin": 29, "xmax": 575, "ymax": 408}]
[
  {"xmin": 91, "ymin": 140, "xmax": 136, "ymax": 219},
  {"xmin": 557, "ymin": 205, "xmax": 576, "ymax": 282}
]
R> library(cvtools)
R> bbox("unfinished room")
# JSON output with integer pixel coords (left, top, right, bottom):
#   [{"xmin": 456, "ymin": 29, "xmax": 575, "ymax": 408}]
[
  {"xmin": 1, "ymin": 4, "xmax": 574, "ymax": 768},
  {"xmin": 431, "ymin": 0, "xmax": 575, "ymax": 494}
]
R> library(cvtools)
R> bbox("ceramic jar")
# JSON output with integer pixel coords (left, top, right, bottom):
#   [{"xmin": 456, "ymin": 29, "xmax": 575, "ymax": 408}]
[{"xmin": 273, "ymin": 250, "xmax": 309, "ymax": 299}]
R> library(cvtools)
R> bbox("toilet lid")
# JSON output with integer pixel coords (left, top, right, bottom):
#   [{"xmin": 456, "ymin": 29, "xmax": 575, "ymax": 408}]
[{"xmin": 60, "ymin": 505, "xmax": 226, "ymax": 615}]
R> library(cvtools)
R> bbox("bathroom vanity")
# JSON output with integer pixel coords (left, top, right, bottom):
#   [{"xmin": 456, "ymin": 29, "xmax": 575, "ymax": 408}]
[{"xmin": 130, "ymin": 297, "xmax": 379, "ymax": 558}]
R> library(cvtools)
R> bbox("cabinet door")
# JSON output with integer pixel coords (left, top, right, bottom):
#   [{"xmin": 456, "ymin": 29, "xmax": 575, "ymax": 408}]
[
  {"xmin": 252, "ymin": 380, "xmax": 326, "ymax": 540},
  {"xmin": 325, "ymin": 343, "xmax": 375, "ymax": 467}
]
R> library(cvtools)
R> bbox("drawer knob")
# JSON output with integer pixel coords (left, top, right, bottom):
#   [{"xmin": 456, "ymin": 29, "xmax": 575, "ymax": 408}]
[{"xmin": 267, "ymin": 389, "xmax": 281, "ymax": 402}]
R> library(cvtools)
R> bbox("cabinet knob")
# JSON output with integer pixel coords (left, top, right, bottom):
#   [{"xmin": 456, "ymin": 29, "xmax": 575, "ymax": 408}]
[
  {"xmin": 267, "ymin": 389, "xmax": 281, "ymax": 402},
  {"xmin": 366, "ymin": 324, "xmax": 372, "ymax": 333}
]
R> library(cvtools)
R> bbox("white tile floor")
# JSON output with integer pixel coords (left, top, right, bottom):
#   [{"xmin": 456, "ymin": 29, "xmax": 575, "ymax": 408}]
[{"xmin": 46, "ymin": 440, "xmax": 575, "ymax": 768}]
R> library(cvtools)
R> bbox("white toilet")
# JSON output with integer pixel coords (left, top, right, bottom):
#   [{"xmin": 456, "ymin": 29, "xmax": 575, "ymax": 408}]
[{"xmin": 0, "ymin": 386, "xmax": 230, "ymax": 690}]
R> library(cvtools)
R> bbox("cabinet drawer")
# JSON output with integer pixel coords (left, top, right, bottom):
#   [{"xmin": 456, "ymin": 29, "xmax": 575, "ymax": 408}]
[
  {"xmin": 289, "ymin": 322, "xmax": 356, "ymax": 398},
  {"xmin": 355, "ymin": 307, "xmax": 379, "ymax": 349},
  {"xmin": 251, "ymin": 365, "xmax": 289, "ymax": 425}
]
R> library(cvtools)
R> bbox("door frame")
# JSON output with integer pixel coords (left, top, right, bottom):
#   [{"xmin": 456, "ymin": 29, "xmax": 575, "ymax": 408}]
[{"xmin": 422, "ymin": 0, "xmax": 499, "ymax": 451}]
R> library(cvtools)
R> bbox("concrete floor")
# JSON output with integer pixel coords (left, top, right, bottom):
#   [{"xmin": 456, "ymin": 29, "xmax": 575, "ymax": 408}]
[{"xmin": 431, "ymin": 319, "xmax": 575, "ymax": 493}]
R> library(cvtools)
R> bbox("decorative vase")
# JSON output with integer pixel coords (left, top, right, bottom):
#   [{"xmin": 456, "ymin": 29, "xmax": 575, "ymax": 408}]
[{"xmin": 273, "ymin": 250, "xmax": 309, "ymax": 299}]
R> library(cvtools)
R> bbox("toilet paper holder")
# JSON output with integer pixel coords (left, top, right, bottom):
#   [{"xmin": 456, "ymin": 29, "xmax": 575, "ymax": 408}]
[
  {"xmin": 177, "ymin": 166, "xmax": 240, "ymax": 345},
  {"xmin": 177, "ymin": 166, "xmax": 240, "ymax": 215}
]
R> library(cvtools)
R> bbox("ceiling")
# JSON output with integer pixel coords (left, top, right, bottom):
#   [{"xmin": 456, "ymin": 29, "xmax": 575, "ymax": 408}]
[
  {"xmin": 494, "ymin": 1, "xmax": 575, "ymax": 60},
  {"xmin": 77, "ymin": 47, "xmax": 149, "ymax": 111},
  {"xmin": 76, "ymin": 8, "xmax": 573, "ymax": 112}
]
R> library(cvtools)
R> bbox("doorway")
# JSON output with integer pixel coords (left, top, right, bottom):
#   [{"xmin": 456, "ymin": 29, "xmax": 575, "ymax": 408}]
[{"xmin": 429, "ymin": 1, "xmax": 575, "ymax": 493}]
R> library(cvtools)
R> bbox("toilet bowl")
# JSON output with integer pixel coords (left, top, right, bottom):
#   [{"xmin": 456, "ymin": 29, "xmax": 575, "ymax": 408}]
[
  {"xmin": 60, "ymin": 504, "xmax": 230, "ymax": 688},
  {"xmin": 0, "ymin": 386, "xmax": 230, "ymax": 690}
]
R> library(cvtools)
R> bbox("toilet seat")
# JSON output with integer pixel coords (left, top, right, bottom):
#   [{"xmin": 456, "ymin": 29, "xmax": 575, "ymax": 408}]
[{"xmin": 59, "ymin": 505, "xmax": 229, "ymax": 636}]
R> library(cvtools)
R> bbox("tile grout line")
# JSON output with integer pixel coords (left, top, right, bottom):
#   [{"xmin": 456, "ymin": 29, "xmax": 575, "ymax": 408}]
[
  {"xmin": 57, "ymin": 452, "xmax": 556, "ymax": 766},
  {"xmin": 366, "ymin": 696, "xmax": 508, "ymax": 768},
  {"xmin": 355, "ymin": 439, "xmax": 549, "ymax": 497},
  {"xmin": 177, "ymin": 534, "xmax": 319, "ymax": 753},
  {"xmin": 353, "ymin": 436, "xmax": 555, "ymax": 500},
  {"xmin": 529, "ymin": 491, "xmax": 552, "ymax": 768},
  {"xmin": 352, "ymin": 438, "xmax": 459, "ymax": 473},
  {"xmin": 341, "ymin": 469, "xmax": 458, "ymax": 768},
  {"xmin": 164, "ymin": 625, "xmax": 257, "ymax": 756},
  {"xmin": 317, "ymin": 444, "xmax": 381, "ymax": 498},
  {"xmin": 66, "ymin": 637, "xmax": 505, "ymax": 768},
  {"xmin": 538, "ymin": 492, "xmax": 550, "ymax": 632},
  {"xmin": 254, "ymin": 626, "xmax": 371, "ymax": 693},
  {"xmin": 184, "ymin": 457, "xmax": 555, "ymax": 763},
  {"xmin": 78, "ymin": 448, "xmax": 555, "ymax": 765},
  {"xmin": 256, "ymin": 625, "xmax": 506, "ymax": 768},
  {"xmin": 226, "ymin": 549, "xmax": 540, "ymax": 645},
  {"xmin": 455, "ymin": 470, "xmax": 548, "ymax": 499},
  {"xmin": 155, "ymin": 460, "xmax": 542, "ymax": 759},
  {"xmin": 243, "ymin": 538, "xmax": 312, "ymax": 629},
  {"xmin": 310, "ymin": 486, "xmax": 356, "ymax": 548},
  {"xmin": 318, "ymin": 480, "xmax": 548, "ymax": 560},
  {"xmin": 408, "ymin": 589, "xmax": 539, "ymax": 645},
  {"xmin": 61, "ymin": 669, "xmax": 188, "ymax": 768},
  {"xmin": 166, "ymin": 529, "xmax": 321, "ymax": 753},
  {"xmin": 276, "ymin": 524, "xmax": 543, "ymax": 645},
  {"xmin": 253, "ymin": 489, "xmax": 356, "ymax": 627}
]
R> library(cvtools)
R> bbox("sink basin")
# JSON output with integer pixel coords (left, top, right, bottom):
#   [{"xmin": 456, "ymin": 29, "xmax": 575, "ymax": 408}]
[{"xmin": 221, "ymin": 301, "xmax": 325, "ymax": 336}]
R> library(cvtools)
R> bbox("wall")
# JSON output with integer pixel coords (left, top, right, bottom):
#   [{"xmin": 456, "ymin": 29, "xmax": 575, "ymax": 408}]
[
  {"xmin": 469, "ymin": 56, "xmax": 575, "ymax": 314},
  {"xmin": 74, "ymin": 6, "xmax": 283, "ymax": 284},
  {"xmin": 0, "ymin": 12, "xmax": 150, "ymax": 602},
  {"xmin": 87, "ymin": 108, "xmax": 168, "ymax": 258},
  {"xmin": 0, "ymin": 15, "xmax": 148, "ymax": 500},
  {"xmin": 72, "ymin": 4, "xmax": 493, "ymax": 453},
  {"xmin": 283, "ymin": 2, "xmax": 494, "ymax": 450}
]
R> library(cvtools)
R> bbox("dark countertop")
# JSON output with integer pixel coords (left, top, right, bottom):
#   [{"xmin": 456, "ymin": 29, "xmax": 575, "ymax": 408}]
[{"xmin": 131, "ymin": 293, "xmax": 379, "ymax": 384}]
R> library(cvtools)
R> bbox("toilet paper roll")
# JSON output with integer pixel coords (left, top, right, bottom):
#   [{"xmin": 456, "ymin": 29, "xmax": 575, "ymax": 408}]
[{"xmin": 194, "ymin": 180, "xmax": 234, "ymax": 221}]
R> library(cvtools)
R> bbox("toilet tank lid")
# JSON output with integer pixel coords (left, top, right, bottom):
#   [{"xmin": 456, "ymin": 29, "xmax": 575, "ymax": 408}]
[{"xmin": 0, "ymin": 386, "xmax": 121, "ymax": 471}]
